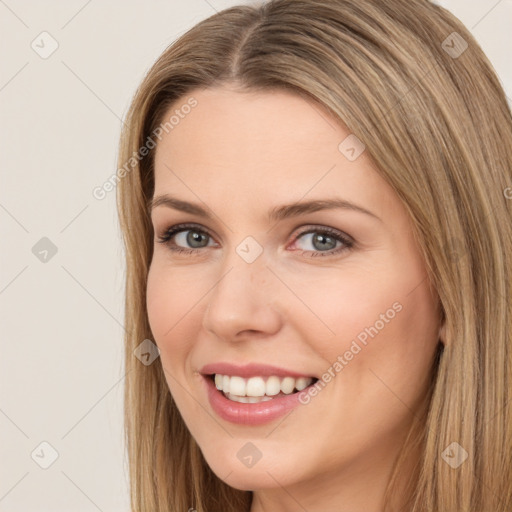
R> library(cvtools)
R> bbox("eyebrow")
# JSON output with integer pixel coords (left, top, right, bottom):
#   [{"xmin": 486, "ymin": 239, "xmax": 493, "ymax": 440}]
[{"xmin": 148, "ymin": 194, "xmax": 382, "ymax": 223}]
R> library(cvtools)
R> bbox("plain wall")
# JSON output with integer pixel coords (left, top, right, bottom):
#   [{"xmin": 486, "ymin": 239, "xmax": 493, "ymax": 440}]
[{"xmin": 0, "ymin": 1, "xmax": 510, "ymax": 510}]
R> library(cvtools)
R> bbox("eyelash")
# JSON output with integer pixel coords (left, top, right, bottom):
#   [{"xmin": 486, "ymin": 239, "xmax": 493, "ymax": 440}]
[{"xmin": 156, "ymin": 222, "xmax": 354, "ymax": 258}]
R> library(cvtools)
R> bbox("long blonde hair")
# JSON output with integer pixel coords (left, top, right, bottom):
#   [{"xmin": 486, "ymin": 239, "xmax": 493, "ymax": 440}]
[{"xmin": 116, "ymin": 1, "xmax": 512, "ymax": 510}]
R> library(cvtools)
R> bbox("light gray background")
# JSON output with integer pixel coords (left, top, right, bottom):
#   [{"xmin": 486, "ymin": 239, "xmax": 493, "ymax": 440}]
[{"xmin": 0, "ymin": 1, "xmax": 510, "ymax": 510}]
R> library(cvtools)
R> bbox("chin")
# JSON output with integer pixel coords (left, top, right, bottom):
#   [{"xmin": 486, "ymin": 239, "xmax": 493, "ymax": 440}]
[
  {"xmin": 211, "ymin": 462, "xmax": 291, "ymax": 491},
  {"xmin": 198, "ymin": 440, "xmax": 305, "ymax": 491}
]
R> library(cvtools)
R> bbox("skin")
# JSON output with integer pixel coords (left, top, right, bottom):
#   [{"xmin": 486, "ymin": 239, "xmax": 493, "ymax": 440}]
[{"xmin": 146, "ymin": 85, "xmax": 445, "ymax": 512}]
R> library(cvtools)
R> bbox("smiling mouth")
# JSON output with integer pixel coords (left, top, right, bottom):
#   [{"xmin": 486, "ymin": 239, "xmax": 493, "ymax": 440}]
[{"xmin": 208, "ymin": 373, "xmax": 319, "ymax": 403}]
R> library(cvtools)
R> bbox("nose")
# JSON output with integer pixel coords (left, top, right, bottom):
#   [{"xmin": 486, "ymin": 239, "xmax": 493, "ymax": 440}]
[{"xmin": 202, "ymin": 253, "xmax": 282, "ymax": 342}]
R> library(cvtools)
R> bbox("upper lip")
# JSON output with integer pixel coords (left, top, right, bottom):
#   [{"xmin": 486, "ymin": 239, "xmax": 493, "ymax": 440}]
[{"xmin": 200, "ymin": 362, "xmax": 317, "ymax": 379}]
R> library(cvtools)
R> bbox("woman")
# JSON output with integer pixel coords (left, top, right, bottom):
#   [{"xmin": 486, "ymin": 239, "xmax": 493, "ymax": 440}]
[{"xmin": 116, "ymin": 0, "xmax": 512, "ymax": 510}]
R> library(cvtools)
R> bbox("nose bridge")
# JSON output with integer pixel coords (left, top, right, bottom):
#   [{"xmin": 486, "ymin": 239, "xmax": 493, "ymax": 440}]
[
  {"xmin": 214, "ymin": 233, "xmax": 270, "ymax": 298},
  {"xmin": 202, "ymin": 242, "xmax": 281, "ymax": 340}
]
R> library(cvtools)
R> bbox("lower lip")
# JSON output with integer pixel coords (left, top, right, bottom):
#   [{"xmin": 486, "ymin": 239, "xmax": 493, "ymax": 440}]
[{"xmin": 203, "ymin": 375, "xmax": 309, "ymax": 426}]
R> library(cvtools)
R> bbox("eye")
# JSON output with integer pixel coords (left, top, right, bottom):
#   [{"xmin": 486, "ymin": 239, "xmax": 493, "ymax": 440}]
[
  {"xmin": 289, "ymin": 226, "xmax": 354, "ymax": 257},
  {"xmin": 156, "ymin": 223, "xmax": 216, "ymax": 255},
  {"xmin": 156, "ymin": 223, "xmax": 354, "ymax": 258}
]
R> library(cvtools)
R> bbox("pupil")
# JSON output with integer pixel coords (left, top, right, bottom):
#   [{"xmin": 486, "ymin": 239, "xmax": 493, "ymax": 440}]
[
  {"xmin": 313, "ymin": 233, "xmax": 335, "ymax": 251},
  {"xmin": 188, "ymin": 231, "xmax": 207, "ymax": 248}
]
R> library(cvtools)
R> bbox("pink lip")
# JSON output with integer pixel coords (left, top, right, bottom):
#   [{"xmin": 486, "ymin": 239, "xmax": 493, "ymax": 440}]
[
  {"xmin": 200, "ymin": 362, "xmax": 315, "ymax": 379},
  {"xmin": 202, "ymin": 374, "xmax": 311, "ymax": 425}
]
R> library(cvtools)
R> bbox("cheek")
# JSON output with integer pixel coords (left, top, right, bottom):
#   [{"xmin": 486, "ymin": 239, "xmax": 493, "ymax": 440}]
[
  {"xmin": 282, "ymin": 266, "xmax": 403, "ymax": 353},
  {"xmin": 146, "ymin": 262, "xmax": 208, "ymax": 421},
  {"xmin": 146, "ymin": 261, "xmax": 206, "ymax": 364},
  {"xmin": 293, "ymin": 260, "xmax": 439, "ymax": 391},
  {"xmin": 367, "ymin": 282, "xmax": 440, "ymax": 395}
]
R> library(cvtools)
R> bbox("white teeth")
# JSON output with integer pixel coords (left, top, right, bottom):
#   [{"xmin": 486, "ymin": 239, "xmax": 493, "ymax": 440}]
[
  {"xmin": 246, "ymin": 377, "xmax": 266, "ymax": 397},
  {"xmin": 213, "ymin": 374, "xmax": 314, "ymax": 399},
  {"xmin": 280, "ymin": 376, "xmax": 295, "ymax": 394},
  {"xmin": 295, "ymin": 377, "xmax": 310, "ymax": 391},
  {"xmin": 222, "ymin": 375, "xmax": 230, "ymax": 394},
  {"xmin": 225, "ymin": 393, "xmax": 274, "ymax": 403},
  {"xmin": 229, "ymin": 376, "xmax": 246, "ymax": 396},
  {"xmin": 265, "ymin": 376, "xmax": 281, "ymax": 396}
]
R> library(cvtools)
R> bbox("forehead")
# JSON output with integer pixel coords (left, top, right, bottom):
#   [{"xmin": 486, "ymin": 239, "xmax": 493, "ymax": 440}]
[{"xmin": 152, "ymin": 86, "xmax": 399, "ymax": 221}]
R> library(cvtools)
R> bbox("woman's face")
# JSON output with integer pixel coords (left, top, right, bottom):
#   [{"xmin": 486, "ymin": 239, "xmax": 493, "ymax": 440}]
[{"xmin": 147, "ymin": 85, "xmax": 443, "ymax": 508}]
